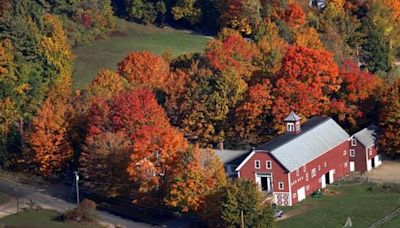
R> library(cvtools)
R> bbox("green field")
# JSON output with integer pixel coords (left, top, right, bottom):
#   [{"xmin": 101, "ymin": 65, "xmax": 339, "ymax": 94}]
[
  {"xmin": 0, "ymin": 210, "xmax": 101, "ymax": 228},
  {"xmin": 277, "ymin": 182, "xmax": 400, "ymax": 228},
  {"xmin": 72, "ymin": 18, "xmax": 210, "ymax": 88}
]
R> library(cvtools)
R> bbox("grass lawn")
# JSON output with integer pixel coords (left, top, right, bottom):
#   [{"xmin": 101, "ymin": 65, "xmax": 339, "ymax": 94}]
[
  {"xmin": 0, "ymin": 191, "xmax": 10, "ymax": 205},
  {"xmin": 72, "ymin": 17, "xmax": 210, "ymax": 88},
  {"xmin": 0, "ymin": 210, "xmax": 101, "ymax": 228},
  {"xmin": 277, "ymin": 182, "xmax": 400, "ymax": 228}
]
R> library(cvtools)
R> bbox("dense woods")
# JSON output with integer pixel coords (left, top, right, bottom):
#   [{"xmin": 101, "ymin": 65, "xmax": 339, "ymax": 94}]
[{"xmin": 1, "ymin": 0, "xmax": 400, "ymax": 226}]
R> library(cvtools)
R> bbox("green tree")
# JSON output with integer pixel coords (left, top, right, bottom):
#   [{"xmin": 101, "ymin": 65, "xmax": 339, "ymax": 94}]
[{"xmin": 219, "ymin": 179, "xmax": 274, "ymax": 228}]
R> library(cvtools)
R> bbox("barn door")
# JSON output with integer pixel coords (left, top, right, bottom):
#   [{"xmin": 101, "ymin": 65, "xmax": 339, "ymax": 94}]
[
  {"xmin": 350, "ymin": 162, "xmax": 355, "ymax": 172},
  {"xmin": 321, "ymin": 175, "xmax": 326, "ymax": 188},
  {"xmin": 297, "ymin": 187, "xmax": 306, "ymax": 202}
]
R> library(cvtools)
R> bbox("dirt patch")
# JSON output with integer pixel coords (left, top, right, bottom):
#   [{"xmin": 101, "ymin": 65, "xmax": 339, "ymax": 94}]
[{"xmin": 361, "ymin": 160, "xmax": 400, "ymax": 183}]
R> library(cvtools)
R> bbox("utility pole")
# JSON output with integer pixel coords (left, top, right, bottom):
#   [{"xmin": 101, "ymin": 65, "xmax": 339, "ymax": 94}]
[
  {"xmin": 241, "ymin": 210, "xmax": 244, "ymax": 228},
  {"xmin": 14, "ymin": 181, "xmax": 19, "ymax": 213},
  {"xmin": 74, "ymin": 171, "xmax": 80, "ymax": 205}
]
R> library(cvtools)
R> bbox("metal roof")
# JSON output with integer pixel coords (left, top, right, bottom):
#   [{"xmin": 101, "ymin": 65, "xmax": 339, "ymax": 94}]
[
  {"xmin": 284, "ymin": 111, "xmax": 301, "ymax": 122},
  {"xmin": 352, "ymin": 126, "xmax": 377, "ymax": 148},
  {"xmin": 215, "ymin": 149, "xmax": 249, "ymax": 165},
  {"xmin": 256, "ymin": 117, "xmax": 349, "ymax": 172}
]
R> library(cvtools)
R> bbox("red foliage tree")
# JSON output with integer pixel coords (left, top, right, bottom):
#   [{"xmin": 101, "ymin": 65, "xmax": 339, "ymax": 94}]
[
  {"xmin": 272, "ymin": 45, "xmax": 341, "ymax": 129},
  {"xmin": 378, "ymin": 80, "xmax": 400, "ymax": 156},
  {"xmin": 282, "ymin": 3, "xmax": 306, "ymax": 28},
  {"xmin": 330, "ymin": 60, "xmax": 381, "ymax": 127},
  {"xmin": 206, "ymin": 29, "xmax": 258, "ymax": 79},
  {"xmin": 84, "ymin": 89, "xmax": 188, "ymax": 199}
]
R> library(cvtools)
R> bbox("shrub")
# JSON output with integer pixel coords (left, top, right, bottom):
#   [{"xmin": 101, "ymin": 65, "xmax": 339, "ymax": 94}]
[{"xmin": 63, "ymin": 199, "xmax": 98, "ymax": 224}]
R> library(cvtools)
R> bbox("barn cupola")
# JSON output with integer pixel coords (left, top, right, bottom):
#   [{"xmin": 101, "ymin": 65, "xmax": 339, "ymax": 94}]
[{"xmin": 284, "ymin": 111, "xmax": 301, "ymax": 134}]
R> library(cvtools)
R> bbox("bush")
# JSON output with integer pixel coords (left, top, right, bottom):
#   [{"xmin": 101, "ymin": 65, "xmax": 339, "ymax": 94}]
[{"xmin": 63, "ymin": 199, "xmax": 98, "ymax": 224}]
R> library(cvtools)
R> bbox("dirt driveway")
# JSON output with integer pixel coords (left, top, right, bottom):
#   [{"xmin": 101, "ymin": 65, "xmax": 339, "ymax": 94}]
[{"xmin": 361, "ymin": 160, "xmax": 400, "ymax": 183}]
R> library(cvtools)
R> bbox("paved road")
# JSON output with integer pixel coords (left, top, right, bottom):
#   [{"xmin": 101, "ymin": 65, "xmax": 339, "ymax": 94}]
[{"xmin": 0, "ymin": 177, "xmax": 159, "ymax": 228}]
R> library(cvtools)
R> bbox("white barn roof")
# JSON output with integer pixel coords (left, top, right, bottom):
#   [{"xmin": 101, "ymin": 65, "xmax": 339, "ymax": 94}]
[
  {"xmin": 254, "ymin": 117, "xmax": 350, "ymax": 172},
  {"xmin": 352, "ymin": 126, "xmax": 377, "ymax": 148}
]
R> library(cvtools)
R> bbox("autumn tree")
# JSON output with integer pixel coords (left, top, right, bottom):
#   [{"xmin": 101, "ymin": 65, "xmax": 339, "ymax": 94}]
[
  {"xmin": 220, "ymin": 0, "xmax": 261, "ymax": 35},
  {"xmin": 295, "ymin": 27, "xmax": 325, "ymax": 50},
  {"xmin": 206, "ymin": 28, "xmax": 258, "ymax": 79},
  {"xmin": 331, "ymin": 60, "xmax": 381, "ymax": 128},
  {"xmin": 253, "ymin": 20, "xmax": 287, "ymax": 83},
  {"xmin": 27, "ymin": 81, "xmax": 73, "ymax": 176},
  {"xmin": 272, "ymin": 45, "xmax": 341, "ymax": 129},
  {"xmin": 82, "ymin": 89, "xmax": 188, "ymax": 201},
  {"xmin": 80, "ymin": 132, "xmax": 132, "ymax": 197},
  {"xmin": 118, "ymin": 51, "xmax": 169, "ymax": 89},
  {"xmin": 281, "ymin": 3, "xmax": 305, "ymax": 29},
  {"xmin": 378, "ymin": 80, "xmax": 400, "ymax": 156},
  {"xmin": 89, "ymin": 69, "xmax": 125, "ymax": 99},
  {"xmin": 165, "ymin": 146, "xmax": 227, "ymax": 212},
  {"xmin": 230, "ymin": 80, "xmax": 274, "ymax": 145}
]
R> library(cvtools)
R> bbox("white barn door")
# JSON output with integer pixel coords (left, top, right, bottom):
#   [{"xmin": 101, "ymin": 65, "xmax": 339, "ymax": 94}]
[
  {"xmin": 321, "ymin": 175, "xmax": 326, "ymax": 188},
  {"xmin": 329, "ymin": 170, "xmax": 334, "ymax": 184},
  {"xmin": 297, "ymin": 187, "xmax": 306, "ymax": 202},
  {"xmin": 350, "ymin": 162, "xmax": 355, "ymax": 172}
]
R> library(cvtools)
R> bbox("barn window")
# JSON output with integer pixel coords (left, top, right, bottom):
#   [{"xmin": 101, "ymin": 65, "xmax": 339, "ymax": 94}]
[
  {"xmin": 351, "ymin": 139, "xmax": 357, "ymax": 146},
  {"xmin": 266, "ymin": 161, "xmax": 272, "ymax": 169},
  {"xmin": 343, "ymin": 150, "xmax": 347, "ymax": 156},
  {"xmin": 287, "ymin": 122, "xmax": 295, "ymax": 132},
  {"xmin": 255, "ymin": 160, "xmax": 261, "ymax": 169},
  {"xmin": 311, "ymin": 168, "xmax": 316, "ymax": 178},
  {"xmin": 350, "ymin": 149, "xmax": 355, "ymax": 157},
  {"xmin": 278, "ymin": 182, "xmax": 284, "ymax": 190}
]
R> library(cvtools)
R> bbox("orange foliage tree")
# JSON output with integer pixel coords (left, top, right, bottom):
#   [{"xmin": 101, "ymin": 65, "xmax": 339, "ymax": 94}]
[
  {"xmin": 295, "ymin": 27, "xmax": 325, "ymax": 50},
  {"xmin": 27, "ymin": 81, "xmax": 73, "ymax": 176},
  {"xmin": 118, "ymin": 51, "xmax": 169, "ymax": 89},
  {"xmin": 272, "ymin": 45, "xmax": 341, "ymax": 128},
  {"xmin": 281, "ymin": 3, "xmax": 306, "ymax": 28},
  {"xmin": 231, "ymin": 80, "xmax": 274, "ymax": 145},
  {"xmin": 89, "ymin": 68, "xmax": 125, "ymax": 99},
  {"xmin": 165, "ymin": 146, "xmax": 227, "ymax": 212}
]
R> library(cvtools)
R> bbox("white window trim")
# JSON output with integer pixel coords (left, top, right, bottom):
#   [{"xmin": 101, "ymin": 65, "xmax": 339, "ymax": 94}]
[
  {"xmin": 266, "ymin": 160, "xmax": 272, "ymax": 169},
  {"xmin": 350, "ymin": 149, "xmax": 355, "ymax": 157},
  {"xmin": 351, "ymin": 139, "xmax": 357, "ymax": 146},
  {"xmin": 311, "ymin": 168, "xmax": 316, "ymax": 178},
  {"xmin": 287, "ymin": 122, "xmax": 295, "ymax": 132},
  {"xmin": 278, "ymin": 181, "xmax": 284, "ymax": 190},
  {"xmin": 255, "ymin": 160, "xmax": 261, "ymax": 169}
]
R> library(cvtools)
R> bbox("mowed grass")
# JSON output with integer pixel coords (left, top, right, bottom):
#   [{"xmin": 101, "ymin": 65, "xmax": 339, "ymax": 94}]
[
  {"xmin": 0, "ymin": 210, "xmax": 101, "ymax": 228},
  {"xmin": 0, "ymin": 191, "xmax": 10, "ymax": 205},
  {"xmin": 277, "ymin": 182, "xmax": 400, "ymax": 228},
  {"xmin": 72, "ymin": 18, "xmax": 210, "ymax": 88}
]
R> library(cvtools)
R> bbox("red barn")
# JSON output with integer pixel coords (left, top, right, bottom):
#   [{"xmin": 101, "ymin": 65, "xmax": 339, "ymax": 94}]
[
  {"xmin": 222, "ymin": 112, "xmax": 351, "ymax": 206},
  {"xmin": 350, "ymin": 126, "xmax": 381, "ymax": 172}
]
